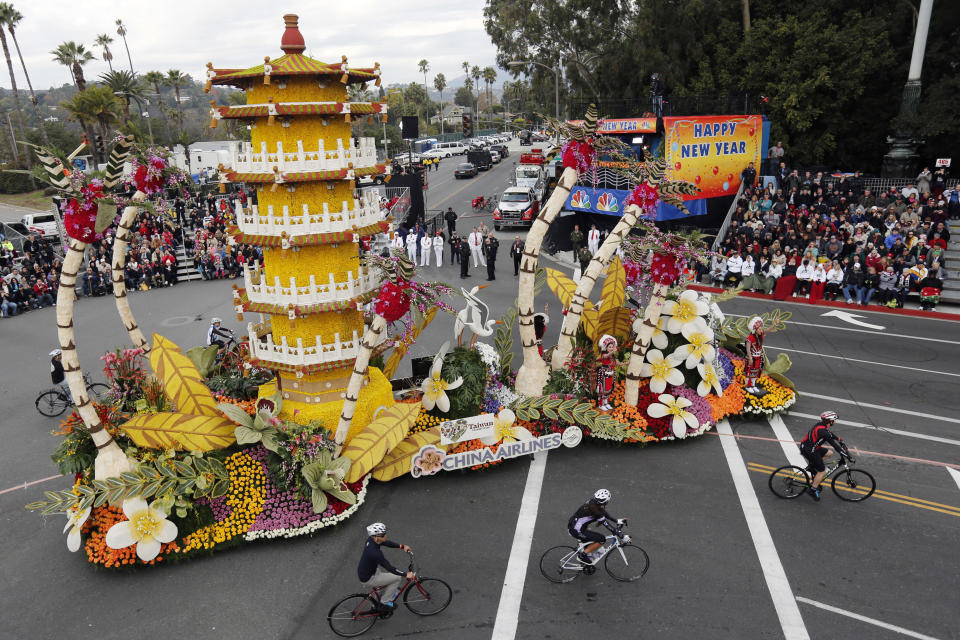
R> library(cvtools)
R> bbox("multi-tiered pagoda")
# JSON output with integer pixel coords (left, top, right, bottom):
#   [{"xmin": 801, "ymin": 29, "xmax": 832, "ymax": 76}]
[{"xmin": 208, "ymin": 14, "xmax": 395, "ymax": 439}]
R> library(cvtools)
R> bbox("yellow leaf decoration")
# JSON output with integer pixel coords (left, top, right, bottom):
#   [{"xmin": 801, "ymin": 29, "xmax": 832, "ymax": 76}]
[
  {"xmin": 383, "ymin": 307, "xmax": 437, "ymax": 379},
  {"xmin": 598, "ymin": 256, "xmax": 625, "ymax": 311},
  {"xmin": 546, "ymin": 268, "xmax": 593, "ymax": 311},
  {"xmin": 149, "ymin": 334, "xmax": 221, "ymax": 417},
  {"xmin": 597, "ymin": 306, "xmax": 635, "ymax": 343},
  {"xmin": 371, "ymin": 428, "xmax": 444, "ymax": 482},
  {"xmin": 120, "ymin": 412, "xmax": 237, "ymax": 451},
  {"xmin": 342, "ymin": 403, "xmax": 421, "ymax": 482},
  {"xmin": 581, "ymin": 308, "xmax": 601, "ymax": 344}
]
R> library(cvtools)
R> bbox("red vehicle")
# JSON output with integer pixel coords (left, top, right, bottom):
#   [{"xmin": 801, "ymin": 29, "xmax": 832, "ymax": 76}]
[{"xmin": 493, "ymin": 187, "xmax": 540, "ymax": 231}]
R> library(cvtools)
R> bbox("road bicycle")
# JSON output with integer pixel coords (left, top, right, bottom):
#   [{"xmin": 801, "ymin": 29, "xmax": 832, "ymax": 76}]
[
  {"xmin": 35, "ymin": 373, "xmax": 110, "ymax": 417},
  {"xmin": 539, "ymin": 521, "xmax": 650, "ymax": 584},
  {"xmin": 327, "ymin": 551, "xmax": 452, "ymax": 637},
  {"xmin": 471, "ymin": 195, "xmax": 498, "ymax": 213},
  {"xmin": 768, "ymin": 454, "xmax": 876, "ymax": 501}
]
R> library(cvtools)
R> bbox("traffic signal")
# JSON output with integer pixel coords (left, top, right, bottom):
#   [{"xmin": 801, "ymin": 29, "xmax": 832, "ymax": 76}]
[
  {"xmin": 462, "ymin": 114, "xmax": 473, "ymax": 138},
  {"xmin": 94, "ymin": 134, "xmax": 105, "ymax": 156}
]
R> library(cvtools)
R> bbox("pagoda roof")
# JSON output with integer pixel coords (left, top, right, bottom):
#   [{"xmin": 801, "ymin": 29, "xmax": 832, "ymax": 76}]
[
  {"xmin": 227, "ymin": 220, "xmax": 390, "ymax": 248},
  {"xmin": 225, "ymin": 164, "xmax": 387, "ymax": 185},
  {"xmin": 210, "ymin": 53, "xmax": 379, "ymax": 88},
  {"xmin": 234, "ymin": 287, "xmax": 377, "ymax": 316},
  {"xmin": 214, "ymin": 101, "xmax": 386, "ymax": 119}
]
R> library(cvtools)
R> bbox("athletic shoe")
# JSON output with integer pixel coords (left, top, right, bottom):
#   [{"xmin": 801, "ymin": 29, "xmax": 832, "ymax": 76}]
[
  {"xmin": 808, "ymin": 487, "xmax": 821, "ymax": 501},
  {"xmin": 577, "ymin": 551, "xmax": 592, "ymax": 564}
]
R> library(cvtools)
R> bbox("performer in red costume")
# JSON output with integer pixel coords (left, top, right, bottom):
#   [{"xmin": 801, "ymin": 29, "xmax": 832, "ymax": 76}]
[
  {"xmin": 744, "ymin": 316, "xmax": 765, "ymax": 394},
  {"xmin": 596, "ymin": 334, "xmax": 618, "ymax": 411}
]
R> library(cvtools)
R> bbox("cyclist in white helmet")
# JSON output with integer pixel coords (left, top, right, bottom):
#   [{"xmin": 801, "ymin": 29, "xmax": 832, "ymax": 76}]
[
  {"xmin": 357, "ymin": 523, "xmax": 413, "ymax": 613},
  {"xmin": 568, "ymin": 489, "xmax": 626, "ymax": 564},
  {"xmin": 206, "ymin": 317, "xmax": 233, "ymax": 349},
  {"xmin": 49, "ymin": 348, "xmax": 71, "ymax": 403},
  {"xmin": 799, "ymin": 410, "xmax": 851, "ymax": 501}
]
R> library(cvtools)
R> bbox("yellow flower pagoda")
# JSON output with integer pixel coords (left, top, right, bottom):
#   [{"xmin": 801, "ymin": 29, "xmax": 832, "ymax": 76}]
[{"xmin": 208, "ymin": 14, "xmax": 394, "ymax": 439}]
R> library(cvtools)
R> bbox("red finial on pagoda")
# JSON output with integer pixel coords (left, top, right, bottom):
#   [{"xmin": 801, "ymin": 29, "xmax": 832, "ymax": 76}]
[{"xmin": 281, "ymin": 14, "xmax": 306, "ymax": 54}]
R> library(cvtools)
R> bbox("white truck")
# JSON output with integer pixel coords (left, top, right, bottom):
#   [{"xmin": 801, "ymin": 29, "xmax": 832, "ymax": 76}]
[{"xmin": 514, "ymin": 149, "xmax": 547, "ymax": 202}]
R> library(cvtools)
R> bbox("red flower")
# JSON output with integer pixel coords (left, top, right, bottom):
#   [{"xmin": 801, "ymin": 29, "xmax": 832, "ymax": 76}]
[
  {"xmin": 650, "ymin": 252, "xmax": 682, "ymax": 286},
  {"xmin": 62, "ymin": 196, "xmax": 100, "ymax": 243},
  {"xmin": 561, "ymin": 139, "xmax": 596, "ymax": 173},
  {"xmin": 133, "ymin": 159, "xmax": 166, "ymax": 195},
  {"xmin": 625, "ymin": 182, "xmax": 659, "ymax": 213},
  {"xmin": 374, "ymin": 281, "xmax": 410, "ymax": 322}
]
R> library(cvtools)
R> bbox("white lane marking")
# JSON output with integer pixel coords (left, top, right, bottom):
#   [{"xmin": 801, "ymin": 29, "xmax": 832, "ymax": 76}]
[
  {"xmin": 796, "ymin": 391, "xmax": 960, "ymax": 426},
  {"xmin": 725, "ymin": 314, "xmax": 957, "ymax": 345},
  {"xmin": 765, "ymin": 345, "xmax": 960, "ymax": 379},
  {"xmin": 821, "ymin": 309, "xmax": 885, "ymax": 330},
  {"xmin": 716, "ymin": 420, "xmax": 809, "ymax": 640},
  {"xmin": 789, "ymin": 411, "xmax": 960, "ymax": 447},
  {"xmin": 491, "ymin": 451, "xmax": 548, "ymax": 640},
  {"xmin": 766, "ymin": 415, "xmax": 806, "ymax": 467},
  {"xmin": 795, "ymin": 597, "xmax": 942, "ymax": 640},
  {"xmin": 947, "ymin": 467, "xmax": 960, "ymax": 491}
]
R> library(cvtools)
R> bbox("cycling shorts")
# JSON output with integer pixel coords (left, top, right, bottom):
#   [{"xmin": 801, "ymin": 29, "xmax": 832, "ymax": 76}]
[
  {"xmin": 209, "ymin": 339, "xmax": 225, "ymax": 348},
  {"xmin": 800, "ymin": 446, "xmax": 828, "ymax": 472},
  {"xmin": 568, "ymin": 525, "xmax": 605, "ymax": 545}
]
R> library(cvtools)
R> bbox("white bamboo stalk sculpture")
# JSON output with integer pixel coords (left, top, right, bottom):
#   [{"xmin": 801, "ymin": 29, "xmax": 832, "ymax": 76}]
[
  {"xmin": 624, "ymin": 281, "xmax": 670, "ymax": 405},
  {"xmin": 109, "ymin": 190, "xmax": 151, "ymax": 352},
  {"xmin": 333, "ymin": 314, "xmax": 387, "ymax": 450}
]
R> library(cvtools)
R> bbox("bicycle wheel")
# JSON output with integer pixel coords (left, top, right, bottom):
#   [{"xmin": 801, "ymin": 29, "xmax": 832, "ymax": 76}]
[
  {"xmin": 604, "ymin": 544, "xmax": 650, "ymax": 582},
  {"xmin": 36, "ymin": 390, "xmax": 68, "ymax": 417},
  {"xmin": 403, "ymin": 577, "xmax": 452, "ymax": 616},
  {"xmin": 831, "ymin": 468, "xmax": 876, "ymax": 502},
  {"xmin": 327, "ymin": 594, "xmax": 379, "ymax": 637},
  {"xmin": 86, "ymin": 383, "xmax": 110, "ymax": 402},
  {"xmin": 768, "ymin": 466, "xmax": 810, "ymax": 499},
  {"xmin": 539, "ymin": 545, "xmax": 581, "ymax": 584}
]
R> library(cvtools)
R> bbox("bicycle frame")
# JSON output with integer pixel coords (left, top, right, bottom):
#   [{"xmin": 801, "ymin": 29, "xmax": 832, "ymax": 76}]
[{"xmin": 559, "ymin": 524, "xmax": 631, "ymax": 572}]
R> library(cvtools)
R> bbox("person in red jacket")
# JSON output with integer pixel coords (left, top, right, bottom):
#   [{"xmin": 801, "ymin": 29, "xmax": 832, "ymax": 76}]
[
  {"xmin": 744, "ymin": 316, "xmax": 765, "ymax": 394},
  {"xmin": 596, "ymin": 334, "xmax": 618, "ymax": 411}
]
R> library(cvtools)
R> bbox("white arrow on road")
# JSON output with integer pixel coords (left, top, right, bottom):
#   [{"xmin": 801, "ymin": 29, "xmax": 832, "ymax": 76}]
[{"xmin": 821, "ymin": 310, "xmax": 885, "ymax": 331}]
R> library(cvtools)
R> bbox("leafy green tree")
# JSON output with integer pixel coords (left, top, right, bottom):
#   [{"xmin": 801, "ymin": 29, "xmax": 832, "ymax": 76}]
[
  {"xmin": 99, "ymin": 70, "xmax": 141, "ymax": 120},
  {"xmin": 454, "ymin": 85, "xmax": 474, "ymax": 108},
  {"xmin": 165, "ymin": 69, "xmax": 191, "ymax": 131}
]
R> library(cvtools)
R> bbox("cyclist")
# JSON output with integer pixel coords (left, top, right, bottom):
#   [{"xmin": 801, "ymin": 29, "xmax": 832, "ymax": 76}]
[
  {"xmin": 357, "ymin": 523, "xmax": 414, "ymax": 613},
  {"xmin": 799, "ymin": 411, "xmax": 851, "ymax": 501},
  {"xmin": 49, "ymin": 348, "xmax": 72, "ymax": 403},
  {"xmin": 568, "ymin": 489, "xmax": 626, "ymax": 564},
  {"xmin": 206, "ymin": 317, "xmax": 233, "ymax": 349}
]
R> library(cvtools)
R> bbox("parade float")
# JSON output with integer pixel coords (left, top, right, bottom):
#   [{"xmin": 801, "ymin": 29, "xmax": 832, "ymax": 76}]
[{"xmin": 28, "ymin": 15, "xmax": 796, "ymax": 568}]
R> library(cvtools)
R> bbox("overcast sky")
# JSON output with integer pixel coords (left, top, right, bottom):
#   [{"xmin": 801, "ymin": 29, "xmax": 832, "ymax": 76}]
[{"xmin": 11, "ymin": 0, "xmax": 502, "ymax": 91}]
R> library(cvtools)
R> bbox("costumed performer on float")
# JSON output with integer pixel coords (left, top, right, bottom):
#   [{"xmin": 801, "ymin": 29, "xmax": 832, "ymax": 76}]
[
  {"xmin": 744, "ymin": 316, "xmax": 765, "ymax": 395},
  {"xmin": 596, "ymin": 334, "xmax": 618, "ymax": 411}
]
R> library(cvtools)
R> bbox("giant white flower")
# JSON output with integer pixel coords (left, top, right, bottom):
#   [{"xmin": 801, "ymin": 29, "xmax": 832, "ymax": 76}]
[
  {"xmin": 481, "ymin": 409, "xmax": 533, "ymax": 446},
  {"xmin": 633, "ymin": 315, "xmax": 669, "ymax": 350},
  {"xmin": 673, "ymin": 318, "xmax": 716, "ymax": 369},
  {"xmin": 105, "ymin": 498, "xmax": 178, "ymax": 561},
  {"xmin": 640, "ymin": 349, "xmax": 684, "ymax": 394},
  {"xmin": 420, "ymin": 341, "xmax": 463, "ymax": 413},
  {"xmin": 661, "ymin": 290, "xmax": 709, "ymax": 334},
  {"xmin": 63, "ymin": 505, "xmax": 90, "ymax": 552},
  {"xmin": 696, "ymin": 362, "xmax": 724, "ymax": 397},
  {"xmin": 647, "ymin": 393, "xmax": 699, "ymax": 438}
]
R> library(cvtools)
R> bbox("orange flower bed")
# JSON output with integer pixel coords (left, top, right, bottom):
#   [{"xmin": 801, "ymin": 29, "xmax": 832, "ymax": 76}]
[
  {"xmin": 600, "ymin": 381, "xmax": 657, "ymax": 444},
  {"xmin": 83, "ymin": 505, "xmax": 181, "ymax": 568},
  {"xmin": 214, "ymin": 395, "xmax": 257, "ymax": 416},
  {"xmin": 449, "ymin": 438, "xmax": 503, "ymax": 471},
  {"xmin": 705, "ymin": 381, "xmax": 746, "ymax": 421}
]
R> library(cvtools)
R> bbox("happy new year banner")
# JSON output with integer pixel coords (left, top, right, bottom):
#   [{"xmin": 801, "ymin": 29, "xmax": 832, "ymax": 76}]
[{"xmin": 663, "ymin": 115, "xmax": 764, "ymax": 199}]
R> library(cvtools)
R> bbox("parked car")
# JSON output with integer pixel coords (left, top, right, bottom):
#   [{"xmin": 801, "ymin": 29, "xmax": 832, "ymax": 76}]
[
  {"xmin": 433, "ymin": 141, "xmax": 467, "ymax": 156},
  {"xmin": 392, "ymin": 152, "xmax": 421, "ymax": 165},
  {"xmin": 490, "ymin": 150, "xmax": 501, "ymax": 164},
  {"xmin": 491, "ymin": 144, "xmax": 509, "ymax": 159},
  {"xmin": 421, "ymin": 149, "xmax": 447, "ymax": 160},
  {"xmin": 454, "ymin": 162, "xmax": 478, "ymax": 179},
  {"xmin": 493, "ymin": 186, "xmax": 540, "ymax": 230},
  {"xmin": 20, "ymin": 212, "xmax": 58, "ymax": 239}
]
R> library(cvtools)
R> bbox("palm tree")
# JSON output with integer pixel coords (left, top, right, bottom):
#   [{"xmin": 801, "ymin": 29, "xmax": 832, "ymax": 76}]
[
  {"xmin": 62, "ymin": 87, "xmax": 121, "ymax": 163},
  {"xmin": 50, "ymin": 41, "xmax": 94, "ymax": 91},
  {"xmin": 164, "ymin": 69, "xmax": 190, "ymax": 132},
  {"xmin": 115, "ymin": 19, "xmax": 133, "ymax": 73},
  {"xmin": 0, "ymin": 3, "xmax": 24, "ymax": 144},
  {"xmin": 461, "ymin": 61, "xmax": 470, "ymax": 78},
  {"xmin": 99, "ymin": 70, "xmax": 141, "ymax": 120},
  {"xmin": 3, "ymin": 5, "xmax": 49, "ymax": 147},
  {"xmin": 143, "ymin": 70, "xmax": 170, "ymax": 140},
  {"xmin": 417, "ymin": 59, "xmax": 429, "ymax": 91},
  {"xmin": 433, "ymin": 73, "xmax": 446, "ymax": 134},
  {"xmin": 95, "ymin": 33, "xmax": 114, "ymax": 72},
  {"xmin": 483, "ymin": 66, "xmax": 496, "ymax": 121},
  {"xmin": 471, "ymin": 65, "xmax": 481, "ymax": 124}
]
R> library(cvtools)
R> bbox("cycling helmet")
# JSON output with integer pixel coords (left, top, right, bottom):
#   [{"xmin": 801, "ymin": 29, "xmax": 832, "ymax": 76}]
[
  {"xmin": 594, "ymin": 489, "xmax": 611, "ymax": 504},
  {"xmin": 49, "ymin": 348, "xmax": 62, "ymax": 356},
  {"xmin": 211, "ymin": 317, "xmax": 222, "ymax": 324},
  {"xmin": 819, "ymin": 410, "xmax": 838, "ymax": 423},
  {"xmin": 366, "ymin": 522, "xmax": 387, "ymax": 536}
]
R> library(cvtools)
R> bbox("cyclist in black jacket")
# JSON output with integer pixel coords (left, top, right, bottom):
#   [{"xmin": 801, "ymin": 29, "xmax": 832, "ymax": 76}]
[
  {"xmin": 568, "ymin": 489, "xmax": 625, "ymax": 564},
  {"xmin": 357, "ymin": 523, "xmax": 413, "ymax": 613},
  {"xmin": 799, "ymin": 411, "xmax": 850, "ymax": 501}
]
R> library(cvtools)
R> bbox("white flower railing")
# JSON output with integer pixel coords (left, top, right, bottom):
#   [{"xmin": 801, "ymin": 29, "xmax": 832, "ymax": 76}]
[
  {"xmin": 234, "ymin": 190, "xmax": 383, "ymax": 237},
  {"xmin": 242, "ymin": 263, "xmax": 376, "ymax": 307},
  {"xmin": 229, "ymin": 137, "xmax": 379, "ymax": 174},
  {"xmin": 247, "ymin": 325, "xmax": 360, "ymax": 367}
]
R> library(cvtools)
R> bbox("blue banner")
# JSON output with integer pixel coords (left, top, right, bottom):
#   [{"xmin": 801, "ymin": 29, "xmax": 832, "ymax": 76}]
[{"xmin": 564, "ymin": 186, "xmax": 706, "ymax": 220}]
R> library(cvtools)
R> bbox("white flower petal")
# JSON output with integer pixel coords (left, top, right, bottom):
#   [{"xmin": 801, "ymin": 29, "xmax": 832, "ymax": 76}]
[
  {"xmin": 692, "ymin": 300, "xmax": 710, "ymax": 316},
  {"xmin": 136, "ymin": 538, "xmax": 162, "ymax": 562},
  {"xmin": 435, "ymin": 393, "xmax": 451, "ymax": 413},
  {"xmin": 154, "ymin": 519, "xmax": 178, "ymax": 544},
  {"xmin": 651, "ymin": 331, "xmax": 669, "ymax": 349},
  {"xmin": 685, "ymin": 353, "xmax": 702, "ymax": 369},
  {"xmin": 672, "ymin": 415, "xmax": 687, "ymax": 438},
  {"xmin": 420, "ymin": 392, "xmax": 437, "ymax": 411},
  {"xmin": 645, "ymin": 349, "xmax": 665, "ymax": 364},
  {"xmin": 683, "ymin": 411, "xmax": 699, "ymax": 429},
  {"xmin": 445, "ymin": 376, "xmax": 464, "ymax": 391},
  {"xmin": 480, "ymin": 433, "xmax": 500, "ymax": 446},
  {"xmin": 660, "ymin": 300, "xmax": 678, "ymax": 317},
  {"xmin": 649, "ymin": 378, "xmax": 666, "ymax": 394},
  {"xmin": 513, "ymin": 426, "xmax": 535, "ymax": 442},
  {"xmin": 498, "ymin": 409, "xmax": 516, "ymax": 424},
  {"xmin": 105, "ymin": 521, "xmax": 136, "ymax": 549},
  {"xmin": 646, "ymin": 403, "xmax": 668, "ymax": 418},
  {"xmin": 666, "ymin": 317, "xmax": 684, "ymax": 334},
  {"xmin": 639, "ymin": 363, "xmax": 652, "ymax": 377},
  {"xmin": 674, "ymin": 397, "xmax": 693, "ymax": 408},
  {"xmin": 697, "ymin": 380, "xmax": 711, "ymax": 397},
  {"xmin": 121, "ymin": 498, "xmax": 148, "ymax": 519},
  {"xmin": 67, "ymin": 527, "xmax": 82, "ymax": 552},
  {"xmin": 701, "ymin": 346, "xmax": 716, "ymax": 362},
  {"xmin": 665, "ymin": 369, "xmax": 685, "ymax": 386},
  {"xmin": 657, "ymin": 394, "xmax": 676, "ymax": 404}
]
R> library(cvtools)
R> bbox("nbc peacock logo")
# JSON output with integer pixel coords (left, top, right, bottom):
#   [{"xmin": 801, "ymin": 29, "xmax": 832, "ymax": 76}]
[
  {"xmin": 596, "ymin": 192, "xmax": 619, "ymax": 212},
  {"xmin": 570, "ymin": 189, "xmax": 590, "ymax": 209}
]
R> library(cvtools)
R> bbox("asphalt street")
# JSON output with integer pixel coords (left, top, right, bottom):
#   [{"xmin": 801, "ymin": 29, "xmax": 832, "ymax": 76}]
[{"xmin": 1, "ymin": 139, "xmax": 958, "ymax": 640}]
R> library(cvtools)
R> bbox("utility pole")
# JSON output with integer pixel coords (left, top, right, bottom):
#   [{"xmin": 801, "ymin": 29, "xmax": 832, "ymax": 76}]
[{"xmin": 882, "ymin": 0, "xmax": 934, "ymax": 177}]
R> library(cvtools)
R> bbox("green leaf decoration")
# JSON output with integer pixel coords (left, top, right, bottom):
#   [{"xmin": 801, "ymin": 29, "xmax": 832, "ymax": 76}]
[
  {"xmin": 233, "ymin": 410, "xmax": 280, "ymax": 449},
  {"xmin": 186, "ymin": 345, "xmax": 221, "ymax": 378},
  {"xmin": 302, "ymin": 451, "xmax": 355, "ymax": 514},
  {"xmin": 764, "ymin": 352, "xmax": 792, "ymax": 376},
  {"xmin": 511, "ymin": 395, "xmax": 633, "ymax": 441}
]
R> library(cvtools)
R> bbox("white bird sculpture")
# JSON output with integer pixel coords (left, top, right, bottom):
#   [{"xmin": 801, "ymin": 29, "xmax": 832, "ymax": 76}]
[{"xmin": 455, "ymin": 285, "xmax": 497, "ymax": 346}]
